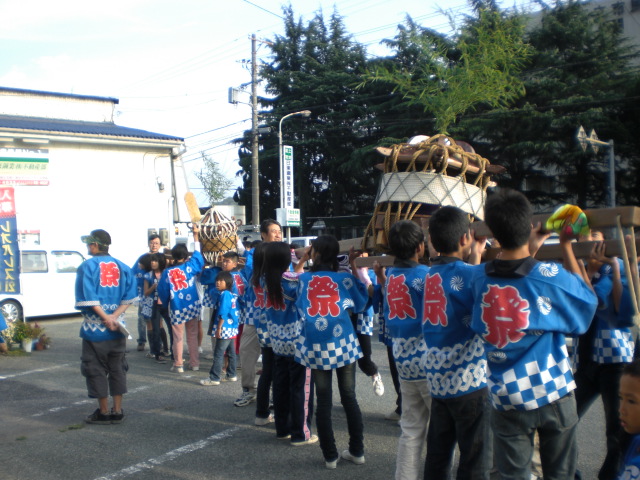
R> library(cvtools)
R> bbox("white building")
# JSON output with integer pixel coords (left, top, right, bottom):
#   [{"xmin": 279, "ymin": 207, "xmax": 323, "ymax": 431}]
[{"xmin": 0, "ymin": 87, "xmax": 192, "ymax": 266}]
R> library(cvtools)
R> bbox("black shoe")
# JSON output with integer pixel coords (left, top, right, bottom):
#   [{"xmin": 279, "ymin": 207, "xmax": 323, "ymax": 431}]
[
  {"xmin": 110, "ymin": 409, "xmax": 125, "ymax": 424},
  {"xmin": 155, "ymin": 355, "xmax": 167, "ymax": 364},
  {"xmin": 85, "ymin": 409, "xmax": 112, "ymax": 425}
]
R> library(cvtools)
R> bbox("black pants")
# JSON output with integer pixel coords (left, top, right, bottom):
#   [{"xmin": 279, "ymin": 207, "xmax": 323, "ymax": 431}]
[
  {"xmin": 575, "ymin": 362, "xmax": 629, "ymax": 480},
  {"xmin": 273, "ymin": 354, "xmax": 314, "ymax": 442},
  {"xmin": 256, "ymin": 346, "xmax": 274, "ymax": 419},
  {"xmin": 350, "ymin": 313, "xmax": 378, "ymax": 377}
]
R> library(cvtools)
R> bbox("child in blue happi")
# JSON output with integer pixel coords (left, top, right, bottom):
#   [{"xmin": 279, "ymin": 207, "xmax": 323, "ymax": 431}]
[
  {"xmin": 374, "ymin": 220, "xmax": 430, "ymax": 480},
  {"xmin": 143, "ymin": 253, "xmax": 169, "ymax": 363},
  {"xmin": 262, "ymin": 241, "xmax": 315, "ymax": 446},
  {"xmin": 617, "ymin": 360, "xmax": 640, "ymax": 479},
  {"xmin": 469, "ymin": 189, "xmax": 597, "ymax": 479},
  {"xmin": 294, "ymin": 235, "xmax": 371, "ymax": 469},
  {"xmin": 575, "ymin": 233, "xmax": 635, "ymax": 480},
  {"xmin": 200, "ymin": 271, "xmax": 239, "ymax": 385},
  {"xmin": 157, "ymin": 227, "xmax": 204, "ymax": 373},
  {"xmin": 347, "ymin": 254, "xmax": 384, "ymax": 398},
  {"xmin": 421, "ymin": 206, "xmax": 491, "ymax": 479},
  {"xmin": 248, "ymin": 241, "xmax": 275, "ymax": 425}
]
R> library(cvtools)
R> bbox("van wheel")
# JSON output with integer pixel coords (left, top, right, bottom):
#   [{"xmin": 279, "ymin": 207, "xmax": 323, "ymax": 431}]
[{"xmin": 0, "ymin": 300, "xmax": 23, "ymax": 323}]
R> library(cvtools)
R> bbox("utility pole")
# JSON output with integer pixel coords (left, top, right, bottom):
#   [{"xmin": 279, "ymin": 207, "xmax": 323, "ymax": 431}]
[{"xmin": 250, "ymin": 34, "xmax": 260, "ymax": 226}]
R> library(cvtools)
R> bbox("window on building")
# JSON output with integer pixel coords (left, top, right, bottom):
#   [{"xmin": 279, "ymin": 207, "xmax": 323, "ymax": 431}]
[
  {"xmin": 612, "ymin": 1, "xmax": 624, "ymax": 15},
  {"xmin": 632, "ymin": 0, "xmax": 640, "ymax": 12}
]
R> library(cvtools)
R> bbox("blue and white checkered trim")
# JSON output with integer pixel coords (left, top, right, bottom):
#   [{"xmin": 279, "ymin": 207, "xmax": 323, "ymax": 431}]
[
  {"xmin": 357, "ymin": 313, "xmax": 374, "ymax": 336},
  {"xmin": 220, "ymin": 324, "xmax": 239, "ymax": 339},
  {"xmin": 392, "ymin": 335, "xmax": 428, "ymax": 381},
  {"xmin": 255, "ymin": 312, "xmax": 271, "ymax": 347},
  {"xmin": 593, "ymin": 329, "xmax": 635, "ymax": 364},
  {"xmin": 170, "ymin": 301, "xmax": 202, "ymax": 325},
  {"xmin": 378, "ymin": 315, "xmax": 393, "ymax": 347},
  {"xmin": 202, "ymin": 290, "xmax": 216, "ymax": 308},
  {"xmin": 243, "ymin": 304, "xmax": 261, "ymax": 327},
  {"xmin": 489, "ymin": 354, "xmax": 576, "ymax": 411},
  {"xmin": 295, "ymin": 332, "xmax": 363, "ymax": 370}
]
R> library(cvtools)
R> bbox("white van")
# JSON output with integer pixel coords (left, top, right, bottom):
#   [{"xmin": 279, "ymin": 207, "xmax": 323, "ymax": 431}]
[
  {"xmin": 289, "ymin": 236, "xmax": 316, "ymax": 248},
  {"xmin": 0, "ymin": 247, "xmax": 85, "ymax": 322}
]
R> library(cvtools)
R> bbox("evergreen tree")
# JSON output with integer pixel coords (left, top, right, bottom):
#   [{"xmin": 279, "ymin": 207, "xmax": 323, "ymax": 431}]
[
  {"xmin": 235, "ymin": 6, "xmax": 380, "ymax": 232},
  {"xmin": 456, "ymin": 0, "xmax": 640, "ymax": 209}
]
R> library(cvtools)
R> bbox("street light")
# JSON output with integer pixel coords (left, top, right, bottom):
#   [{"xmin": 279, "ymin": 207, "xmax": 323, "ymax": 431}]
[
  {"xmin": 278, "ymin": 110, "xmax": 311, "ymax": 242},
  {"xmin": 577, "ymin": 126, "xmax": 616, "ymax": 207}
]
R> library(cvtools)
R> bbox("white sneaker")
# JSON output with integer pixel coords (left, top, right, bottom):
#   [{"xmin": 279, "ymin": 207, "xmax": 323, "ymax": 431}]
[
  {"xmin": 325, "ymin": 458, "xmax": 338, "ymax": 469},
  {"xmin": 198, "ymin": 346, "xmax": 203, "ymax": 354},
  {"xmin": 170, "ymin": 365, "xmax": 184, "ymax": 373},
  {"xmin": 372, "ymin": 373, "xmax": 384, "ymax": 396},
  {"xmin": 200, "ymin": 378, "xmax": 220, "ymax": 386},
  {"xmin": 255, "ymin": 414, "xmax": 274, "ymax": 426},
  {"xmin": 341, "ymin": 449, "xmax": 365, "ymax": 465}
]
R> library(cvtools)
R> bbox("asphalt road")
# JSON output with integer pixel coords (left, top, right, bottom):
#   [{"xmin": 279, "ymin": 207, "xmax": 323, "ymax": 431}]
[{"xmin": 1, "ymin": 311, "xmax": 606, "ymax": 480}]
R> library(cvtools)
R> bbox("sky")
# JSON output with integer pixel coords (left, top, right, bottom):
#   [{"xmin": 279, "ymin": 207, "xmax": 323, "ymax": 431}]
[{"xmin": 0, "ymin": 0, "xmax": 534, "ymax": 206}]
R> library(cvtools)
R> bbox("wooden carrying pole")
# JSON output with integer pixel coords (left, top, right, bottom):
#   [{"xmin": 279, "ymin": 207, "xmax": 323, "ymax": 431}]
[{"xmin": 349, "ymin": 206, "xmax": 640, "ymax": 266}]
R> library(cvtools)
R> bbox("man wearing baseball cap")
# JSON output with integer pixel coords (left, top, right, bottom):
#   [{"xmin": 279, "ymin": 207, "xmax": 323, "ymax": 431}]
[{"xmin": 76, "ymin": 229, "xmax": 137, "ymax": 424}]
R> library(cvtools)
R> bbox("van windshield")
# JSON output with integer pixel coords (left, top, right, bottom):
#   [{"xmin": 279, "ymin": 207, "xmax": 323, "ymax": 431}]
[
  {"xmin": 52, "ymin": 251, "xmax": 85, "ymax": 273},
  {"xmin": 22, "ymin": 251, "xmax": 47, "ymax": 273}
]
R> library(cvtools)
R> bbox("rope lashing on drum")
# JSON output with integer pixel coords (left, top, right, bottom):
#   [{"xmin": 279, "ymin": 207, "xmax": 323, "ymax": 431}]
[{"xmin": 362, "ymin": 135, "xmax": 494, "ymax": 252}]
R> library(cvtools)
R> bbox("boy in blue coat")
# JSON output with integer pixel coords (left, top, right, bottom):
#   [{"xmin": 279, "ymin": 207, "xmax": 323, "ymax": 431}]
[
  {"xmin": 469, "ymin": 189, "xmax": 597, "ymax": 479},
  {"xmin": 375, "ymin": 220, "xmax": 430, "ymax": 480},
  {"xmin": 421, "ymin": 206, "xmax": 490, "ymax": 479}
]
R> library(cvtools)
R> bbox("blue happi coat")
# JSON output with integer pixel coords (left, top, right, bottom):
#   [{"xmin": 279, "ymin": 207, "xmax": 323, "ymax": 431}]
[
  {"xmin": 382, "ymin": 260, "xmax": 429, "ymax": 382},
  {"xmin": 470, "ymin": 257, "xmax": 597, "ymax": 411},
  {"xmin": 157, "ymin": 251, "xmax": 204, "ymax": 325},
  {"xmin": 75, "ymin": 254, "xmax": 137, "ymax": 342},
  {"xmin": 421, "ymin": 257, "xmax": 487, "ymax": 399},
  {"xmin": 294, "ymin": 269, "xmax": 369, "ymax": 370}
]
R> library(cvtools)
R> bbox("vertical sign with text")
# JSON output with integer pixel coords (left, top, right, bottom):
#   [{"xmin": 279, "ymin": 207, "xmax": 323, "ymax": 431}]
[
  {"xmin": 283, "ymin": 145, "xmax": 294, "ymax": 209},
  {"xmin": 0, "ymin": 187, "xmax": 20, "ymax": 294}
]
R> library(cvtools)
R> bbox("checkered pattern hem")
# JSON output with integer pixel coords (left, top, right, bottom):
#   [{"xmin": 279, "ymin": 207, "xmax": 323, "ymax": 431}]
[
  {"xmin": 356, "ymin": 314, "xmax": 374, "ymax": 336},
  {"xmin": 593, "ymin": 329, "xmax": 635, "ymax": 364},
  {"xmin": 295, "ymin": 333, "xmax": 363, "ymax": 370},
  {"xmin": 490, "ymin": 355, "xmax": 576, "ymax": 411},
  {"xmin": 256, "ymin": 326, "xmax": 271, "ymax": 348},
  {"xmin": 170, "ymin": 302, "xmax": 202, "ymax": 325},
  {"xmin": 220, "ymin": 327, "xmax": 239, "ymax": 339}
]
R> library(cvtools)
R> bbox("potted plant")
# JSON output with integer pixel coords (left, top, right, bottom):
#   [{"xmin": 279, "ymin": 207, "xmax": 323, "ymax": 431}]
[{"xmin": 12, "ymin": 321, "xmax": 43, "ymax": 352}]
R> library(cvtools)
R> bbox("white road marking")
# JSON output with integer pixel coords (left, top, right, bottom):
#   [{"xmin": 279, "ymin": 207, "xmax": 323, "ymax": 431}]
[
  {"xmin": 93, "ymin": 427, "xmax": 240, "ymax": 480},
  {"xmin": 0, "ymin": 363, "xmax": 73, "ymax": 380},
  {"xmin": 31, "ymin": 385, "xmax": 153, "ymax": 417}
]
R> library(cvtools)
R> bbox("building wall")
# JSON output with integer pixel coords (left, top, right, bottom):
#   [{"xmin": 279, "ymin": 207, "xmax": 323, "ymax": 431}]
[{"xmin": 12, "ymin": 143, "xmax": 182, "ymax": 266}]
